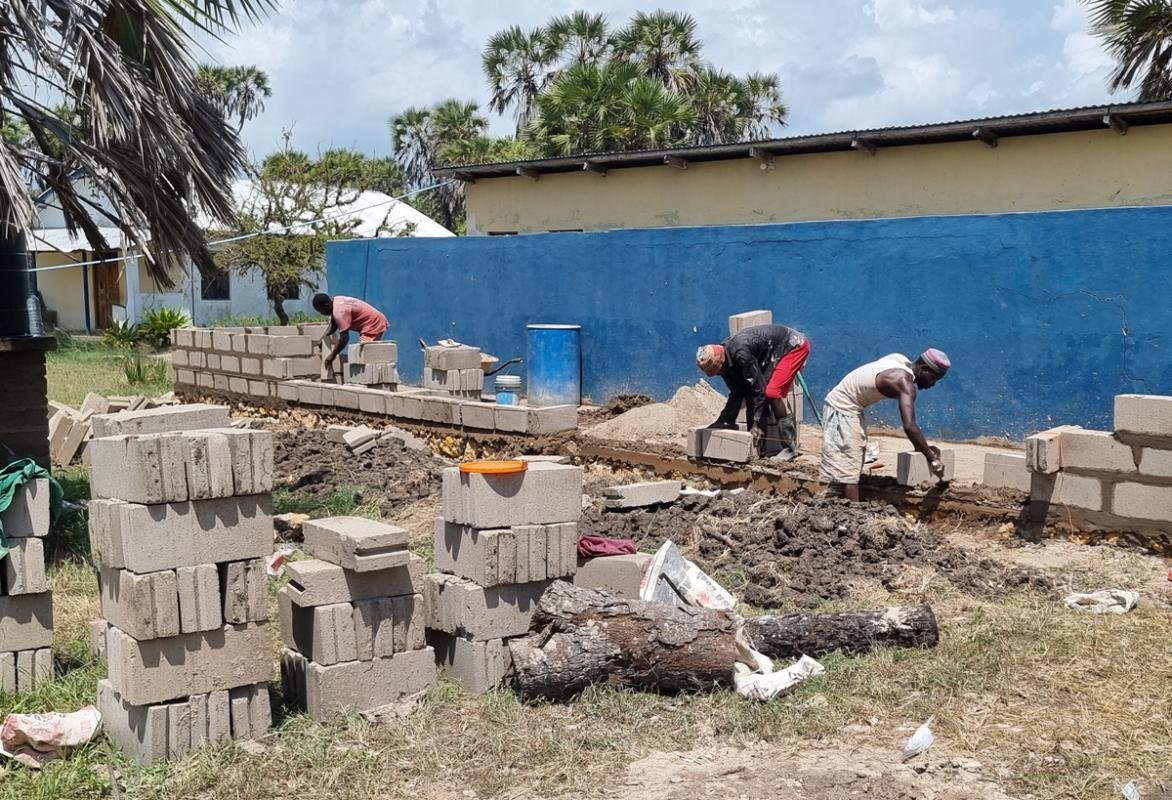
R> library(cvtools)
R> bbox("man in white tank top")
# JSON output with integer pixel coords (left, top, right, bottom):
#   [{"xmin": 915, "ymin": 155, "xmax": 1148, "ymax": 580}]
[{"xmin": 820, "ymin": 348, "xmax": 951, "ymax": 501}]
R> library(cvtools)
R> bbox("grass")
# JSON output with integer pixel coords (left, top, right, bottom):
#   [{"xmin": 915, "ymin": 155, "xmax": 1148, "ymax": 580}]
[
  {"xmin": 209, "ymin": 312, "xmax": 327, "ymax": 328},
  {"xmin": 272, "ymin": 486, "xmax": 383, "ymax": 520},
  {"xmin": 46, "ymin": 337, "xmax": 172, "ymax": 409}
]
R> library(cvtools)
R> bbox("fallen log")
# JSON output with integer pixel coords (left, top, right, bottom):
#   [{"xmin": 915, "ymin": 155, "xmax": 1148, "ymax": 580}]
[
  {"xmin": 742, "ymin": 605, "xmax": 939, "ymax": 660},
  {"xmin": 510, "ymin": 582, "xmax": 940, "ymax": 701}
]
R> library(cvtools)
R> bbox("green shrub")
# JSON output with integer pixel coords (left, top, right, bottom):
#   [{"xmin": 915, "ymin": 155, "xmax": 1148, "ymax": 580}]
[
  {"xmin": 141, "ymin": 307, "xmax": 191, "ymax": 348},
  {"xmin": 102, "ymin": 319, "xmax": 142, "ymax": 349},
  {"xmin": 122, "ymin": 353, "xmax": 170, "ymax": 386}
]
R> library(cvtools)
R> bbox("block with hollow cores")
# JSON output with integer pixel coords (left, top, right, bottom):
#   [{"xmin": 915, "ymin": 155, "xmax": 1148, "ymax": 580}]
[
  {"xmin": 424, "ymin": 367, "xmax": 483, "ymax": 393},
  {"xmin": 603, "ymin": 480, "xmax": 682, "ymax": 509},
  {"xmin": 494, "ymin": 405, "xmax": 528, "ymax": 433},
  {"xmin": 350, "ymin": 341, "xmax": 398, "ymax": 365},
  {"xmin": 105, "ymin": 622, "xmax": 272, "ymax": 706},
  {"xmin": 1139, "ymin": 447, "xmax": 1172, "ymax": 478},
  {"xmin": 3, "ymin": 537, "xmax": 47, "ymax": 595},
  {"xmin": 283, "ymin": 556, "xmax": 423, "ymax": 606},
  {"xmin": 427, "ymin": 630, "xmax": 511, "ymax": 694},
  {"xmin": 303, "ymin": 517, "xmax": 410, "ymax": 572},
  {"xmin": 221, "ymin": 559, "xmax": 268, "ymax": 625},
  {"xmin": 1114, "ymin": 394, "xmax": 1172, "ymax": 438},
  {"xmin": 442, "ymin": 462, "xmax": 583, "ymax": 528},
  {"xmin": 97, "ymin": 679, "xmax": 240, "ymax": 764},
  {"xmin": 0, "ymin": 648, "xmax": 52, "ymax": 693},
  {"xmin": 686, "ymin": 427, "xmax": 753, "ymax": 463},
  {"xmin": 287, "ymin": 646, "xmax": 436, "ymax": 724},
  {"xmin": 982, "ymin": 452, "xmax": 1031, "ymax": 492},
  {"xmin": 573, "ymin": 553, "xmax": 654, "ymax": 599},
  {"xmin": 90, "ymin": 404, "xmax": 231, "ymax": 439},
  {"xmin": 526, "ymin": 405, "xmax": 578, "ymax": 434},
  {"xmin": 424, "ymin": 573, "xmax": 552, "ymax": 641},
  {"xmin": 895, "ymin": 450, "xmax": 957, "ymax": 486},
  {"xmin": 1029, "ymin": 472, "xmax": 1104, "ymax": 512},
  {"xmin": 88, "ymin": 495, "xmax": 272, "ymax": 573},
  {"xmin": 349, "ymin": 363, "xmax": 400, "ymax": 386},
  {"xmin": 1025, "ymin": 425, "xmax": 1081, "ymax": 474},
  {"xmin": 1059, "ymin": 429, "xmax": 1137, "ymax": 474},
  {"xmin": 0, "ymin": 592, "xmax": 53, "ymax": 651},
  {"xmin": 99, "ymin": 567, "xmax": 181, "ymax": 641},
  {"xmin": 729, "ymin": 309, "xmax": 773, "ymax": 336},
  {"xmin": 176, "ymin": 564, "xmax": 222, "ymax": 634},
  {"xmin": 1112, "ymin": 482, "xmax": 1172, "ymax": 523},
  {"xmin": 1, "ymin": 479, "xmax": 50, "ymax": 538},
  {"xmin": 434, "ymin": 519, "xmax": 577, "ymax": 586},
  {"xmin": 459, "ymin": 402, "xmax": 497, "ymax": 431},
  {"xmin": 425, "ymin": 346, "xmax": 481, "ymax": 371}
]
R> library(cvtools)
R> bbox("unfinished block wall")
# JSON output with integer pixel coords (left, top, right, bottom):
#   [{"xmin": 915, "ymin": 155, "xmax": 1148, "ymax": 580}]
[
  {"xmin": 88, "ymin": 410, "xmax": 274, "ymax": 763},
  {"xmin": 171, "ymin": 324, "xmax": 328, "ymax": 400},
  {"xmin": 424, "ymin": 462, "xmax": 583, "ymax": 693},
  {"xmin": 0, "ymin": 479, "xmax": 53, "ymax": 692},
  {"xmin": 1027, "ymin": 394, "xmax": 1172, "ymax": 546},
  {"xmin": 423, "ymin": 345, "xmax": 483, "ymax": 400},
  {"xmin": 278, "ymin": 517, "xmax": 435, "ymax": 721}
]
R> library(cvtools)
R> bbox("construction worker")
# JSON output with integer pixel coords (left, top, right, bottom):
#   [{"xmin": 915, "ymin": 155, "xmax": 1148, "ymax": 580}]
[
  {"xmin": 696, "ymin": 324, "xmax": 810, "ymax": 461},
  {"xmin": 312, "ymin": 293, "xmax": 389, "ymax": 372},
  {"xmin": 821, "ymin": 349, "xmax": 951, "ymax": 501}
]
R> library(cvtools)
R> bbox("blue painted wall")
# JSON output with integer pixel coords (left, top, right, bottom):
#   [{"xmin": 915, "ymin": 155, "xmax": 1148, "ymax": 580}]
[{"xmin": 327, "ymin": 206, "xmax": 1172, "ymax": 439}]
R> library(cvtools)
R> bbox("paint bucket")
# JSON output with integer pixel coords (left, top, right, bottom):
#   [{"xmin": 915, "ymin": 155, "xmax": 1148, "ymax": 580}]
[
  {"xmin": 526, "ymin": 324, "xmax": 581, "ymax": 407},
  {"xmin": 494, "ymin": 374, "xmax": 522, "ymax": 406}
]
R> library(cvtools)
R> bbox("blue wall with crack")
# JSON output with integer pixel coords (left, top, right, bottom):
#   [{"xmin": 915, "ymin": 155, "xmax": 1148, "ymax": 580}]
[{"xmin": 327, "ymin": 206, "xmax": 1172, "ymax": 439}]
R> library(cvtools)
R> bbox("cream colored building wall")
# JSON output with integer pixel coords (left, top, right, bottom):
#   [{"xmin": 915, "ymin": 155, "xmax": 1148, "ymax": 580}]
[
  {"xmin": 34, "ymin": 253, "xmax": 89, "ymax": 331},
  {"xmin": 465, "ymin": 125, "xmax": 1172, "ymax": 234}
]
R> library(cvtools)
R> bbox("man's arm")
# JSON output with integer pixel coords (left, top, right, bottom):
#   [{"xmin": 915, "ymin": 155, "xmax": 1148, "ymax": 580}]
[
  {"xmin": 878, "ymin": 371, "xmax": 944, "ymax": 477},
  {"xmin": 733, "ymin": 349, "xmax": 770, "ymax": 434},
  {"xmin": 709, "ymin": 374, "xmax": 745, "ymax": 429},
  {"xmin": 324, "ymin": 329, "xmax": 349, "ymax": 366}
]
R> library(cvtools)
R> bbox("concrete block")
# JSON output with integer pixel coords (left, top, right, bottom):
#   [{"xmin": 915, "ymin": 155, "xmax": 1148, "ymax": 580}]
[
  {"xmin": 1059, "ymin": 429, "xmax": 1137, "ymax": 473},
  {"xmin": 247, "ymin": 379, "xmax": 271, "ymax": 398},
  {"xmin": 418, "ymin": 396, "xmax": 457, "ymax": 424},
  {"xmin": 176, "ymin": 565, "xmax": 222, "ymax": 634},
  {"xmin": 228, "ymin": 683, "xmax": 271, "ymax": 740},
  {"xmin": 172, "ymin": 349, "xmax": 190, "ymax": 368},
  {"xmin": 303, "ymin": 517, "xmax": 410, "ymax": 572},
  {"xmin": 90, "ymin": 620, "xmax": 108, "ymax": 663},
  {"xmin": 99, "ymin": 567, "xmax": 181, "ymax": 641},
  {"xmin": 173, "ymin": 328, "xmax": 194, "ymax": 348},
  {"xmin": 244, "ymin": 334, "xmax": 271, "ymax": 355},
  {"xmin": 342, "ymin": 426, "xmax": 377, "ymax": 449},
  {"xmin": 88, "ymin": 495, "xmax": 272, "ymax": 573},
  {"xmin": 686, "ymin": 427, "xmax": 753, "ymax": 462},
  {"xmin": 208, "ymin": 689, "xmax": 231, "ymax": 744},
  {"xmin": 211, "ymin": 331, "xmax": 235, "ymax": 352},
  {"xmin": 353, "ymin": 387, "xmax": 391, "ymax": 415},
  {"xmin": 97, "ymin": 679, "xmax": 169, "ymax": 764},
  {"xmin": 278, "ymin": 592, "xmax": 357, "ymax": 665},
  {"xmin": 424, "ymin": 573, "xmax": 551, "ymax": 641},
  {"xmin": 296, "ymin": 382, "xmax": 325, "ymax": 406},
  {"xmin": 302, "ymin": 647, "xmax": 436, "ymax": 723},
  {"xmin": 459, "ymin": 401, "xmax": 497, "ymax": 431},
  {"xmin": 264, "ymin": 356, "xmax": 321, "ymax": 380},
  {"xmin": 729, "ymin": 309, "xmax": 772, "ymax": 336},
  {"xmin": 1139, "ymin": 447, "xmax": 1172, "ymax": 478},
  {"xmin": 427, "ymin": 631, "xmax": 511, "ymax": 694},
  {"xmin": 198, "ymin": 372, "xmax": 215, "ymax": 390},
  {"xmin": 213, "ymin": 374, "xmax": 230, "ymax": 393},
  {"xmin": 351, "ymin": 341, "xmax": 398, "ymax": 364},
  {"xmin": 0, "ymin": 652, "xmax": 11, "ymax": 692},
  {"xmin": 206, "ymin": 353, "xmax": 222, "ymax": 371},
  {"xmin": 895, "ymin": 449, "xmax": 957, "ymax": 486},
  {"xmin": 390, "ymin": 393, "xmax": 424, "ymax": 420},
  {"xmin": 603, "ymin": 480, "xmax": 682, "ymax": 509},
  {"xmin": 425, "ymin": 345, "xmax": 480, "ymax": 371},
  {"xmin": 526, "ymin": 405, "xmax": 578, "ymax": 434},
  {"xmin": 184, "ymin": 430, "xmax": 233, "ymax": 501},
  {"xmin": 982, "ymin": 452, "xmax": 1031, "ymax": 492},
  {"xmin": 1030, "ymin": 472, "xmax": 1104, "ymax": 512},
  {"xmin": 270, "ymin": 336, "xmax": 314, "ymax": 358},
  {"xmin": 0, "ymin": 479, "xmax": 49, "ymax": 537},
  {"xmin": 229, "ymin": 376, "xmax": 249, "ymax": 395},
  {"xmin": 280, "ymin": 648, "xmax": 307, "ymax": 709},
  {"xmin": 573, "ymin": 553, "xmax": 653, "ymax": 599},
  {"xmin": 1025, "ymin": 425, "xmax": 1080, "ymax": 474},
  {"xmin": 352, "ymin": 593, "xmax": 425, "ymax": 660},
  {"xmin": 325, "ymin": 424, "xmax": 354, "ymax": 444},
  {"xmin": 105, "ymin": 622, "xmax": 272, "ymax": 706},
  {"xmin": 276, "ymin": 382, "xmax": 299, "ymax": 402},
  {"xmin": 1112, "ymin": 482, "xmax": 1172, "ymax": 522},
  {"xmin": 174, "ymin": 369, "xmax": 196, "ymax": 386},
  {"xmin": 221, "ymin": 559, "xmax": 268, "ymax": 624},
  {"xmin": 1115, "ymin": 394, "xmax": 1172, "ymax": 438},
  {"xmin": 167, "ymin": 698, "xmax": 192, "ymax": 760},
  {"xmin": 240, "ymin": 356, "xmax": 262, "ymax": 375},
  {"xmin": 494, "ymin": 405, "xmax": 528, "ymax": 433},
  {"xmin": 282, "ymin": 556, "xmax": 424, "ymax": 606},
  {"xmin": 221, "ymin": 355, "xmax": 242, "ymax": 374},
  {"xmin": 299, "ymin": 323, "xmax": 330, "ymax": 339},
  {"xmin": 334, "ymin": 386, "xmax": 361, "ymax": 410},
  {"xmin": 0, "ymin": 592, "xmax": 53, "ymax": 651},
  {"xmin": 434, "ymin": 519, "xmax": 506, "ymax": 587},
  {"xmin": 442, "ymin": 462, "xmax": 582, "ymax": 528}
]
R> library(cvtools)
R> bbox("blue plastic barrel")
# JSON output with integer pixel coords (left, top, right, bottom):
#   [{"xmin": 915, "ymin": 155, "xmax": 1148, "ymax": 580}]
[{"xmin": 526, "ymin": 324, "xmax": 581, "ymax": 407}]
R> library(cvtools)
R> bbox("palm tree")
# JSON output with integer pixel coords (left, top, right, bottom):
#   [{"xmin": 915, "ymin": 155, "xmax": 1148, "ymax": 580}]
[
  {"xmin": 688, "ymin": 67, "xmax": 747, "ymax": 145},
  {"xmin": 0, "ymin": 0, "xmax": 274, "ymax": 286},
  {"xmin": 482, "ymin": 26, "xmax": 559, "ymax": 136},
  {"xmin": 195, "ymin": 64, "xmax": 273, "ymax": 132},
  {"xmin": 610, "ymin": 11, "xmax": 703, "ymax": 93},
  {"xmin": 741, "ymin": 72, "xmax": 788, "ymax": 140},
  {"xmin": 546, "ymin": 11, "xmax": 611, "ymax": 66},
  {"xmin": 1085, "ymin": 0, "xmax": 1172, "ymax": 100}
]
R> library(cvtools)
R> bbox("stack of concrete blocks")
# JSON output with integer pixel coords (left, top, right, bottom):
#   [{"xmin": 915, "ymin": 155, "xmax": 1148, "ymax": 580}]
[
  {"xmin": 1026, "ymin": 395, "xmax": 1172, "ymax": 543},
  {"xmin": 983, "ymin": 451, "xmax": 1031, "ymax": 492},
  {"xmin": 896, "ymin": 449, "xmax": 957, "ymax": 486},
  {"xmin": 346, "ymin": 342, "xmax": 399, "ymax": 389},
  {"xmin": 171, "ymin": 323, "xmax": 328, "ymax": 400},
  {"xmin": 0, "ymin": 479, "xmax": 53, "ymax": 692},
  {"xmin": 88, "ymin": 412, "xmax": 274, "ymax": 763},
  {"xmin": 425, "ymin": 462, "xmax": 582, "ymax": 693},
  {"xmin": 278, "ymin": 518, "xmax": 435, "ymax": 722},
  {"xmin": 424, "ymin": 345, "xmax": 483, "ymax": 400}
]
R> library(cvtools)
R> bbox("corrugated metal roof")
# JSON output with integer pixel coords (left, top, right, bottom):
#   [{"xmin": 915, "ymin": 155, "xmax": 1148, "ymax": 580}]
[{"xmin": 435, "ymin": 100, "xmax": 1172, "ymax": 180}]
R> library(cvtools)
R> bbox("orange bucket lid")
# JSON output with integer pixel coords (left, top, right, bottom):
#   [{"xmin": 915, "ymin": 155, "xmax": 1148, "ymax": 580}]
[{"xmin": 459, "ymin": 459, "xmax": 528, "ymax": 475}]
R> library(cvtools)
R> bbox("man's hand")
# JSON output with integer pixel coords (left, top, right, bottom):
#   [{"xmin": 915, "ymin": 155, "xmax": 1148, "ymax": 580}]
[
  {"xmin": 707, "ymin": 420, "xmax": 737, "ymax": 430},
  {"xmin": 750, "ymin": 425, "xmax": 765, "ymax": 447},
  {"xmin": 323, "ymin": 355, "xmax": 334, "ymax": 371},
  {"xmin": 927, "ymin": 446, "xmax": 946, "ymax": 479}
]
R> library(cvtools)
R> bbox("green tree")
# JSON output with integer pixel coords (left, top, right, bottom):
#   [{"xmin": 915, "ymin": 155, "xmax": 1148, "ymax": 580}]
[
  {"xmin": 1085, "ymin": 0, "xmax": 1172, "ymax": 99},
  {"xmin": 0, "ymin": 1, "xmax": 274, "ymax": 286},
  {"xmin": 482, "ymin": 26, "xmax": 560, "ymax": 136},
  {"xmin": 546, "ymin": 11, "xmax": 612, "ymax": 66},
  {"xmin": 610, "ymin": 11, "xmax": 703, "ymax": 93},
  {"xmin": 195, "ymin": 64, "xmax": 273, "ymax": 131}
]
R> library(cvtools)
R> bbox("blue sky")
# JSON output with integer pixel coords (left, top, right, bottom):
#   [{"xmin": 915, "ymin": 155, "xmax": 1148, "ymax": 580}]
[{"xmin": 200, "ymin": 0, "xmax": 1121, "ymax": 160}]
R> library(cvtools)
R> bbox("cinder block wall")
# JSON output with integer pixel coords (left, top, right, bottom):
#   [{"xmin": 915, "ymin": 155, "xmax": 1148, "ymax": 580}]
[{"xmin": 0, "ymin": 342, "xmax": 54, "ymax": 468}]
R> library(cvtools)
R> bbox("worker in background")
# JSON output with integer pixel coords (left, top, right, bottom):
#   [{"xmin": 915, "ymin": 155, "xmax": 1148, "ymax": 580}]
[
  {"xmin": 312, "ymin": 293, "xmax": 389, "ymax": 373},
  {"xmin": 821, "ymin": 349, "xmax": 951, "ymax": 501},
  {"xmin": 696, "ymin": 324, "xmax": 810, "ymax": 461}
]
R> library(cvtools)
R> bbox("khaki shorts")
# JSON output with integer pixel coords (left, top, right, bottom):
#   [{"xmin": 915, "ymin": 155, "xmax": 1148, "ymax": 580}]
[{"xmin": 820, "ymin": 406, "xmax": 867, "ymax": 485}]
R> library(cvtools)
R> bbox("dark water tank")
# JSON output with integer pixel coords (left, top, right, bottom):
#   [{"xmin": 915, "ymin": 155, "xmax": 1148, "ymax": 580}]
[{"xmin": 0, "ymin": 231, "xmax": 32, "ymax": 337}]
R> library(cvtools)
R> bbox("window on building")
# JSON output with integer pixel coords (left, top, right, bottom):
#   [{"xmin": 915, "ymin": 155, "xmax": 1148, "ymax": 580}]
[{"xmin": 200, "ymin": 268, "xmax": 230, "ymax": 301}]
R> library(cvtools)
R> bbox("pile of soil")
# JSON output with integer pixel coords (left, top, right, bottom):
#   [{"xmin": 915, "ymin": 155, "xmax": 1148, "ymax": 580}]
[
  {"xmin": 579, "ymin": 492, "xmax": 1053, "ymax": 609},
  {"xmin": 585, "ymin": 381, "xmax": 727, "ymax": 445},
  {"xmin": 274, "ymin": 428, "xmax": 449, "ymax": 514},
  {"xmin": 593, "ymin": 393, "xmax": 655, "ymax": 418}
]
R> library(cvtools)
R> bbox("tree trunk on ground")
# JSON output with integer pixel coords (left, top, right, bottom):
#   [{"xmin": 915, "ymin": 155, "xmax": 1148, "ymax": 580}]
[
  {"xmin": 742, "ymin": 605, "xmax": 939, "ymax": 660},
  {"xmin": 508, "ymin": 583, "xmax": 940, "ymax": 701},
  {"xmin": 509, "ymin": 581, "xmax": 742, "ymax": 701}
]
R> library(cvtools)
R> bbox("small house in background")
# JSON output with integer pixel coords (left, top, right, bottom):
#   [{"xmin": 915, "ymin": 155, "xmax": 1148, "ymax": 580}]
[{"xmin": 29, "ymin": 173, "xmax": 453, "ymax": 332}]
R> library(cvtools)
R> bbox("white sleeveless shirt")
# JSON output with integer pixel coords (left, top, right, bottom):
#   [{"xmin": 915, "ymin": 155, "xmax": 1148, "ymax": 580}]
[{"xmin": 825, "ymin": 354, "xmax": 914, "ymax": 414}]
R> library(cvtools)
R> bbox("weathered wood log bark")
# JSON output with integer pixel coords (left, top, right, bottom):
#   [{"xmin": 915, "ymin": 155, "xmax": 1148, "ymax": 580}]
[
  {"xmin": 509, "ymin": 581, "xmax": 741, "ymax": 701},
  {"xmin": 742, "ymin": 604, "xmax": 939, "ymax": 660}
]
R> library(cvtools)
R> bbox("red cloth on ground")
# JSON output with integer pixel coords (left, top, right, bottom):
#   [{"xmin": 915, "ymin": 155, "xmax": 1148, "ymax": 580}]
[
  {"xmin": 764, "ymin": 338, "xmax": 810, "ymax": 399},
  {"xmin": 577, "ymin": 535, "xmax": 637, "ymax": 558}
]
